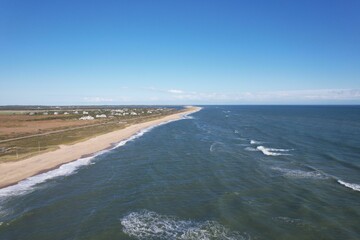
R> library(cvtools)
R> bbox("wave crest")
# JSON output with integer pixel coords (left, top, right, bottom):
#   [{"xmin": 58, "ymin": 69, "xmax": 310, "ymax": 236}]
[
  {"xmin": 256, "ymin": 146, "xmax": 291, "ymax": 156},
  {"xmin": 0, "ymin": 155, "xmax": 95, "ymax": 199},
  {"xmin": 338, "ymin": 180, "xmax": 360, "ymax": 192}
]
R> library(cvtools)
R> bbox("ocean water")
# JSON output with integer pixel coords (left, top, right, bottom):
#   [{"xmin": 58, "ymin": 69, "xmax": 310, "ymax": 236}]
[{"xmin": 0, "ymin": 106, "xmax": 359, "ymax": 240}]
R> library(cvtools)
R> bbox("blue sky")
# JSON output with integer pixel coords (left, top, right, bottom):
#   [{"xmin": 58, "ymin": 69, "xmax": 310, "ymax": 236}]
[{"xmin": 0, "ymin": 0, "xmax": 359, "ymax": 105}]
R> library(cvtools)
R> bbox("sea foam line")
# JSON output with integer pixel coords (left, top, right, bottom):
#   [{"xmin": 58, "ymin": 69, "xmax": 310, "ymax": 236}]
[
  {"xmin": 244, "ymin": 147, "xmax": 258, "ymax": 152},
  {"xmin": 256, "ymin": 146, "xmax": 291, "ymax": 156},
  {"xmin": 120, "ymin": 210, "xmax": 248, "ymax": 240},
  {"xmin": 0, "ymin": 112, "xmax": 196, "ymax": 199},
  {"xmin": 271, "ymin": 167, "xmax": 327, "ymax": 179},
  {"xmin": 337, "ymin": 180, "xmax": 360, "ymax": 192}
]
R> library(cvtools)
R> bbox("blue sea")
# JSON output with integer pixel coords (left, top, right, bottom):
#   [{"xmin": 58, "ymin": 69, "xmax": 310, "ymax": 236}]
[{"xmin": 0, "ymin": 106, "xmax": 359, "ymax": 239}]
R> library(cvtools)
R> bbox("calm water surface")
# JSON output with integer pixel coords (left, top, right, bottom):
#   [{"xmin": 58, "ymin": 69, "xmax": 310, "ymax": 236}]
[{"xmin": 0, "ymin": 106, "xmax": 359, "ymax": 239}]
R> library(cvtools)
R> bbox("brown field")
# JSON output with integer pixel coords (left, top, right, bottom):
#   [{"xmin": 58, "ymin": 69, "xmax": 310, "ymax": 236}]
[
  {"xmin": 0, "ymin": 114, "xmax": 96, "ymax": 140},
  {"xmin": 0, "ymin": 108, "xmax": 179, "ymax": 163}
]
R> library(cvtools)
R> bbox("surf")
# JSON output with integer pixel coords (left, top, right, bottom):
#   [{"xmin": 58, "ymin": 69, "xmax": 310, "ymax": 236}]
[
  {"xmin": 120, "ymin": 210, "xmax": 249, "ymax": 240},
  {"xmin": 337, "ymin": 180, "xmax": 360, "ymax": 192},
  {"xmin": 256, "ymin": 146, "xmax": 292, "ymax": 156}
]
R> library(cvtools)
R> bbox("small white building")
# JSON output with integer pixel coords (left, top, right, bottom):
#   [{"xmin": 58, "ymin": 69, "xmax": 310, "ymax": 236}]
[
  {"xmin": 64, "ymin": 112, "xmax": 69, "ymax": 115},
  {"xmin": 96, "ymin": 114, "xmax": 107, "ymax": 118},
  {"xmin": 83, "ymin": 111, "xmax": 89, "ymax": 115},
  {"xmin": 74, "ymin": 111, "xmax": 79, "ymax": 114},
  {"xmin": 79, "ymin": 116, "xmax": 94, "ymax": 120},
  {"xmin": 130, "ymin": 112, "xmax": 137, "ymax": 115},
  {"xmin": 54, "ymin": 112, "xmax": 58, "ymax": 115}
]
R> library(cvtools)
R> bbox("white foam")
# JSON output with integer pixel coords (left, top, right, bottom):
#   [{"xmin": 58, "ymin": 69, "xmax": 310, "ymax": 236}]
[
  {"xmin": 256, "ymin": 146, "xmax": 291, "ymax": 156},
  {"xmin": 182, "ymin": 107, "xmax": 202, "ymax": 120},
  {"xmin": 120, "ymin": 210, "xmax": 248, "ymax": 240},
  {"xmin": 265, "ymin": 148, "xmax": 292, "ymax": 152},
  {"xmin": 0, "ymin": 113, "xmax": 196, "ymax": 199},
  {"xmin": 338, "ymin": 180, "xmax": 360, "ymax": 192},
  {"xmin": 244, "ymin": 147, "xmax": 259, "ymax": 152},
  {"xmin": 209, "ymin": 142, "xmax": 226, "ymax": 153},
  {"xmin": 183, "ymin": 115, "xmax": 194, "ymax": 119},
  {"xmin": 0, "ymin": 155, "xmax": 95, "ymax": 199},
  {"xmin": 235, "ymin": 137, "xmax": 248, "ymax": 141},
  {"xmin": 210, "ymin": 143, "xmax": 216, "ymax": 152},
  {"xmin": 271, "ymin": 167, "xmax": 327, "ymax": 179},
  {"xmin": 250, "ymin": 140, "xmax": 262, "ymax": 145}
]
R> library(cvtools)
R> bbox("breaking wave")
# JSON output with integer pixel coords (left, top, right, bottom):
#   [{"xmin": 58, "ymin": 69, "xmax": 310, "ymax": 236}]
[
  {"xmin": 120, "ymin": 210, "xmax": 249, "ymax": 240},
  {"xmin": 337, "ymin": 180, "xmax": 360, "ymax": 192},
  {"xmin": 256, "ymin": 146, "xmax": 291, "ymax": 156},
  {"xmin": 250, "ymin": 140, "xmax": 262, "ymax": 145},
  {"xmin": 0, "ymin": 155, "xmax": 95, "ymax": 199}
]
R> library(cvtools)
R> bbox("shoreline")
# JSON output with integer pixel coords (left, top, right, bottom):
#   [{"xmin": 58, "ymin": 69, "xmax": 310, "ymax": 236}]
[{"xmin": 0, "ymin": 106, "xmax": 201, "ymax": 189}]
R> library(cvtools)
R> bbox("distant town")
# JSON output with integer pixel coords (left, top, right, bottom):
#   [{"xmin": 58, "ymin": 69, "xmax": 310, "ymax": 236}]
[{"xmin": 0, "ymin": 106, "xmax": 176, "ymax": 120}]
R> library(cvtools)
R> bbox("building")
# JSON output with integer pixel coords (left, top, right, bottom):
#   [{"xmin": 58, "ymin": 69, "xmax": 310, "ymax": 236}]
[{"xmin": 79, "ymin": 116, "xmax": 94, "ymax": 120}]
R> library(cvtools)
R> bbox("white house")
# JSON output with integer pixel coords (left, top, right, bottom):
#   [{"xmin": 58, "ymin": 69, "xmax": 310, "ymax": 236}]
[
  {"xmin": 79, "ymin": 116, "xmax": 94, "ymax": 120},
  {"xmin": 96, "ymin": 114, "xmax": 107, "ymax": 118},
  {"xmin": 83, "ymin": 111, "xmax": 89, "ymax": 115}
]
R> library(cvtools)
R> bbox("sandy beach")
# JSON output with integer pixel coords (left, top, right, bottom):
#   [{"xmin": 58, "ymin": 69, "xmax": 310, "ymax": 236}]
[{"xmin": 0, "ymin": 106, "xmax": 201, "ymax": 189}]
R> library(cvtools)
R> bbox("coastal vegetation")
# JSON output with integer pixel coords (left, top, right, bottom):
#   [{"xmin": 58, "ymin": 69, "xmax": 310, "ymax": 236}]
[{"xmin": 0, "ymin": 106, "xmax": 179, "ymax": 162}]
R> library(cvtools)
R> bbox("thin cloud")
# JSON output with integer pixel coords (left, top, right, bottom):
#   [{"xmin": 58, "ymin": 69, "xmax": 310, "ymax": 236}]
[
  {"xmin": 168, "ymin": 89, "xmax": 184, "ymax": 94},
  {"xmin": 83, "ymin": 97, "xmax": 114, "ymax": 103}
]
